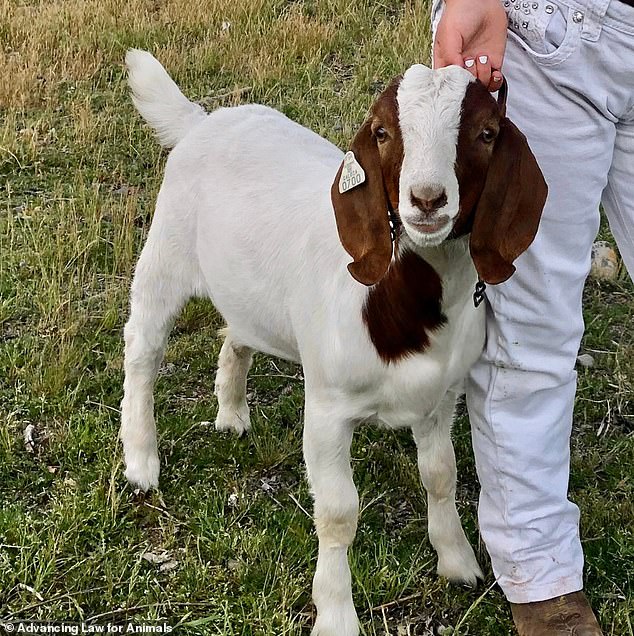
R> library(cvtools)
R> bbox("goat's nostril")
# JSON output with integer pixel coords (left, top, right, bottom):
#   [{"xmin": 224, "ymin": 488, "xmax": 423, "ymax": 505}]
[{"xmin": 410, "ymin": 189, "xmax": 448, "ymax": 215}]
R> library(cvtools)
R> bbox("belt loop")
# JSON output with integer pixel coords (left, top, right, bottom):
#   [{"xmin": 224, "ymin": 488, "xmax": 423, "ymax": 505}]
[{"xmin": 581, "ymin": 0, "xmax": 610, "ymax": 41}]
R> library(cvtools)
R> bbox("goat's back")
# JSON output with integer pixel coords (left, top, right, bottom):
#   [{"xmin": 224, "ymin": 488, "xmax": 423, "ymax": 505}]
[{"xmin": 149, "ymin": 105, "xmax": 366, "ymax": 363}]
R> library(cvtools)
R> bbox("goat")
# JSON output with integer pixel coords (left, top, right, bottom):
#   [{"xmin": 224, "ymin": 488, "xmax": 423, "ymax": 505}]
[{"xmin": 120, "ymin": 49, "xmax": 547, "ymax": 636}]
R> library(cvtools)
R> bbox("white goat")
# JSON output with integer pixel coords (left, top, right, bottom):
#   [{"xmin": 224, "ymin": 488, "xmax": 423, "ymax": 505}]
[{"xmin": 121, "ymin": 49, "xmax": 547, "ymax": 636}]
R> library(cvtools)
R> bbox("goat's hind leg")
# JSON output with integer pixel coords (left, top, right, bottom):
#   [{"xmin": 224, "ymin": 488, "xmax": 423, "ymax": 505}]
[
  {"xmin": 412, "ymin": 394, "xmax": 483, "ymax": 586},
  {"xmin": 120, "ymin": 244, "xmax": 190, "ymax": 491},
  {"xmin": 214, "ymin": 330, "xmax": 253, "ymax": 435}
]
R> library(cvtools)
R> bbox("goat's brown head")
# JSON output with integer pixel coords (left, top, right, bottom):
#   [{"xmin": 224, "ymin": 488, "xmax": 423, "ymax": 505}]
[{"xmin": 331, "ymin": 64, "xmax": 548, "ymax": 286}]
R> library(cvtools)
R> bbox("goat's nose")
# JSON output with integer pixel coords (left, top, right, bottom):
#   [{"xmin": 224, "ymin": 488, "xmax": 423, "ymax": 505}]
[{"xmin": 410, "ymin": 187, "xmax": 448, "ymax": 216}]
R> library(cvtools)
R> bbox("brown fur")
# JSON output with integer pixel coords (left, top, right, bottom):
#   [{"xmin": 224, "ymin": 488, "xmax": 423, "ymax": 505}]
[
  {"xmin": 331, "ymin": 78, "xmax": 403, "ymax": 286},
  {"xmin": 363, "ymin": 249, "xmax": 447, "ymax": 363},
  {"xmin": 332, "ymin": 76, "xmax": 547, "ymax": 362},
  {"xmin": 452, "ymin": 81, "xmax": 547, "ymax": 284}
]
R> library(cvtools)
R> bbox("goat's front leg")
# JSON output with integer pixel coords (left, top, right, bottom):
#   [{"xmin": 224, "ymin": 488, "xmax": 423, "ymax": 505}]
[
  {"xmin": 120, "ymin": 247, "xmax": 189, "ymax": 491},
  {"xmin": 412, "ymin": 394, "xmax": 483, "ymax": 586},
  {"xmin": 304, "ymin": 399, "xmax": 359, "ymax": 636}
]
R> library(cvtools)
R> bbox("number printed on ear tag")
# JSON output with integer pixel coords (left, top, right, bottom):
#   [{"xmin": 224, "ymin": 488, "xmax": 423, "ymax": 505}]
[{"xmin": 338, "ymin": 151, "xmax": 366, "ymax": 194}]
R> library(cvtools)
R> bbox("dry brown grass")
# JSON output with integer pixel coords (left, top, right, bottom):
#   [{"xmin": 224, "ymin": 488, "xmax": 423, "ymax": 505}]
[{"xmin": 0, "ymin": 0, "xmax": 430, "ymax": 110}]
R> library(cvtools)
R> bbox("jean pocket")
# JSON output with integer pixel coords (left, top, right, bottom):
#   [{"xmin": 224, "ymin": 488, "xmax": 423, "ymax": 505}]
[{"xmin": 504, "ymin": 1, "xmax": 581, "ymax": 64}]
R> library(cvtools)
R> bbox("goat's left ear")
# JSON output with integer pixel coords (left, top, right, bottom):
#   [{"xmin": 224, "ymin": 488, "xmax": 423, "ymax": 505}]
[
  {"xmin": 331, "ymin": 121, "xmax": 392, "ymax": 286},
  {"xmin": 470, "ymin": 118, "xmax": 548, "ymax": 284}
]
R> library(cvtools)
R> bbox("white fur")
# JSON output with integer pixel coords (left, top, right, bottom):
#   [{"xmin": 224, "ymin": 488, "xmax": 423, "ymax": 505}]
[
  {"xmin": 120, "ymin": 51, "xmax": 484, "ymax": 636},
  {"xmin": 126, "ymin": 49, "xmax": 207, "ymax": 149},
  {"xmin": 397, "ymin": 65, "xmax": 475, "ymax": 246},
  {"xmin": 214, "ymin": 332, "xmax": 253, "ymax": 434}
]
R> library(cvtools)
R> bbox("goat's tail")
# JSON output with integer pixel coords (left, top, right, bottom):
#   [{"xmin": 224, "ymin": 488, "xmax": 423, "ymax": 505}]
[{"xmin": 126, "ymin": 49, "xmax": 207, "ymax": 149}]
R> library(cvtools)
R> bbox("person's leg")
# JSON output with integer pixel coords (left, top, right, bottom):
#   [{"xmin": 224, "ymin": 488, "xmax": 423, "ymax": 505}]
[
  {"xmin": 467, "ymin": 0, "xmax": 634, "ymax": 610},
  {"xmin": 603, "ymin": 117, "xmax": 634, "ymax": 276}
]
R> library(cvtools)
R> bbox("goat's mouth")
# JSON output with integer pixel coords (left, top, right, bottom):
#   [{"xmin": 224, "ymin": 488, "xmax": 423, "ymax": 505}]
[{"xmin": 407, "ymin": 214, "xmax": 451, "ymax": 235}]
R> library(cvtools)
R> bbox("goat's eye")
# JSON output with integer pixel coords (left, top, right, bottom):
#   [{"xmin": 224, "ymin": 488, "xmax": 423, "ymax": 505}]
[
  {"xmin": 374, "ymin": 126, "xmax": 388, "ymax": 142},
  {"xmin": 480, "ymin": 128, "xmax": 497, "ymax": 144}
]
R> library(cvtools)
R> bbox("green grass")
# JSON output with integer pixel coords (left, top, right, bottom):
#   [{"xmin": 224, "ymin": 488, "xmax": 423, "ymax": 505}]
[{"xmin": 1, "ymin": 0, "xmax": 632, "ymax": 633}]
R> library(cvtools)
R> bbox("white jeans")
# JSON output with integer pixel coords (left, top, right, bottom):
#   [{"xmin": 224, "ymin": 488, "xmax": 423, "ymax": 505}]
[{"xmin": 433, "ymin": 0, "xmax": 634, "ymax": 604}]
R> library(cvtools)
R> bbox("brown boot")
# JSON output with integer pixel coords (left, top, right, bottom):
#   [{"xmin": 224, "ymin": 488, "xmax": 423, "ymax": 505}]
[{"xmin": 510, "ymin": 591, "xmax": 603, "ymax": 635}]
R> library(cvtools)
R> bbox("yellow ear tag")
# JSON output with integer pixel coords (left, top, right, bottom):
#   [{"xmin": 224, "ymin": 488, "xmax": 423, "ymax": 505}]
[{"xmin": 338, "ymin": 151, "xmax": 366, "ymax": 194}]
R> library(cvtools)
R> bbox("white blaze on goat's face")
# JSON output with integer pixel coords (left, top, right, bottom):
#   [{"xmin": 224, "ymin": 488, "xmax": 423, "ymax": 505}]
[{"xmin": 396, "ymin": 64, "xmax": 475, "ymax": 246}]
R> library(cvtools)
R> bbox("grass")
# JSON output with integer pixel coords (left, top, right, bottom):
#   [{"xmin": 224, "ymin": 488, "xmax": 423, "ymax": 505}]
[{"xmin": 0, "ymin": 0, "xmax": 632, "ymax": 633}]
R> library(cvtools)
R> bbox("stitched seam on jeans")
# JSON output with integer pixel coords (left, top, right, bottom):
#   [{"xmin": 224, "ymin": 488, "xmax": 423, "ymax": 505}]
[
  {"xmin": 557, "ymin": 0, "xmax": 634, "ymax": 33},
  {"xmin": 602, "ymin": 16, "xmax": 634, "ymax": 34},
  {"xmin": 484, "ymin": 327, "xmax": 516, "ymax": 565},
  {"xmin": 604, "ymin": 178, "xmax": 634, "ymax": 254},
  {"xmin": 505, "ymin": 572, "xmax": 584, "ymax": 604}
]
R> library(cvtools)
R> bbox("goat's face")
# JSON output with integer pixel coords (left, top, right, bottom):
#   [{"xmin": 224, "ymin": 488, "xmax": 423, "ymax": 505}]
[{"xmin": 331, "ymin": 64, "xmax": 548, "ymax": 287}]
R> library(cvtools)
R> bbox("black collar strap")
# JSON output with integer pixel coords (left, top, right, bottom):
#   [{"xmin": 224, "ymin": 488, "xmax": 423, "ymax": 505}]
[
  {"xmin": 386, "ymin": 199, "xmax": 401, "ymax": 243},
  {"xmin": 497, "ymin": 77, "xmax": 508, "ymax": 118},
  {"xmin": 473, "ymin": 279, "xmax": 486, "ymax": 307}
]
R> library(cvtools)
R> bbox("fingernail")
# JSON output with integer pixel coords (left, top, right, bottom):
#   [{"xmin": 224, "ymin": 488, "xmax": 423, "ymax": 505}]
[
  {"xmin": 465, "ymin": 58, "xmax": 475, "ymax": 68},
  {"xmin": 478, "ymin": 55, "xmax": 488, "ymax": 64},
  {"xmin": 494, "ymin": 75, "xmax": 502, "ymax": 82}
]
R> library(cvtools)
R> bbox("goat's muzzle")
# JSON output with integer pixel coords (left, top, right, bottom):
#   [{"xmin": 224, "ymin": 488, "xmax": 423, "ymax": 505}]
[
  {"xmin": 410, "ymin": 187, "xmax": 448, "ymax": 217},
  {"xmin": 407, "ymin": 214, "xmax": 451, "ymax": 235}
]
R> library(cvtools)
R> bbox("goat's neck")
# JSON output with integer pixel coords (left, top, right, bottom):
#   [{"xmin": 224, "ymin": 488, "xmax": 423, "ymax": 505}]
[
  {"xmin": 398, "ymin": 234, "xmax": 476, "ymax": 306},
  {"xmin": 398, "ymin": 234, "xmax": 470, "ymax": 273}
]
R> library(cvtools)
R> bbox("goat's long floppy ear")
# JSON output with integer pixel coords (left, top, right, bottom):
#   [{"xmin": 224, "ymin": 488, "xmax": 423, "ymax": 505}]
[
  {"xmin": 470, "ymin": 118, "xmax": 548, "ymax": 284},
  {"xmin": 331, "ymin": 121, "xmax": 392, "ymax": 286}
]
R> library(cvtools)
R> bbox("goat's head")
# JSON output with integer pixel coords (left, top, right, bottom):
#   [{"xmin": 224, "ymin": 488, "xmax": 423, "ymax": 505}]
[{"xmin": 331, "ymin": 64, "xmax": 548, "ymax": 286}]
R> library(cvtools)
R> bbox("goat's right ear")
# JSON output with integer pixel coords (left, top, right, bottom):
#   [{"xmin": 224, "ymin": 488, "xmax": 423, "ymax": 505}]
[
  {"xmin": 470, "ymin": 118, "xmax": 548, "ymax": 284},
  {"xmin": 331, "ymin": 121, "xmax": 392, "ymax": 286}
]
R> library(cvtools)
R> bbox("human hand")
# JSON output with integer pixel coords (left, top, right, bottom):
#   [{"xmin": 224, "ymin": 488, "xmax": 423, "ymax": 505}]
[{"xmin": 433, "ymin": 0, "xmax": 508, "ymax": 91}]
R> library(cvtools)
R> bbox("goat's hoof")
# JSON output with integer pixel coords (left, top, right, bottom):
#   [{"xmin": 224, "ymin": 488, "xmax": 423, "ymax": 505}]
[
  {"xmin": 124, "ymin": 451, "xmax": 160, "ymax": 491},
  {"xmin": 215, "ymin": 405, "xmax": 251, "ymax": 436},
  {"xmin": 311, "ymin": 604, "xmax": 359, "ymax": 636},
  {"xmin": 437, "ymin": 543, "xmax": 484, "ymax": 587}
]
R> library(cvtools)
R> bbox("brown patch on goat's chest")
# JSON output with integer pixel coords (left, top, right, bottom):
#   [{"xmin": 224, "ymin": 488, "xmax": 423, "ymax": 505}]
[{"xmin": 363, "ymin": 250, "xmax": 447, "ymax": 363}]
